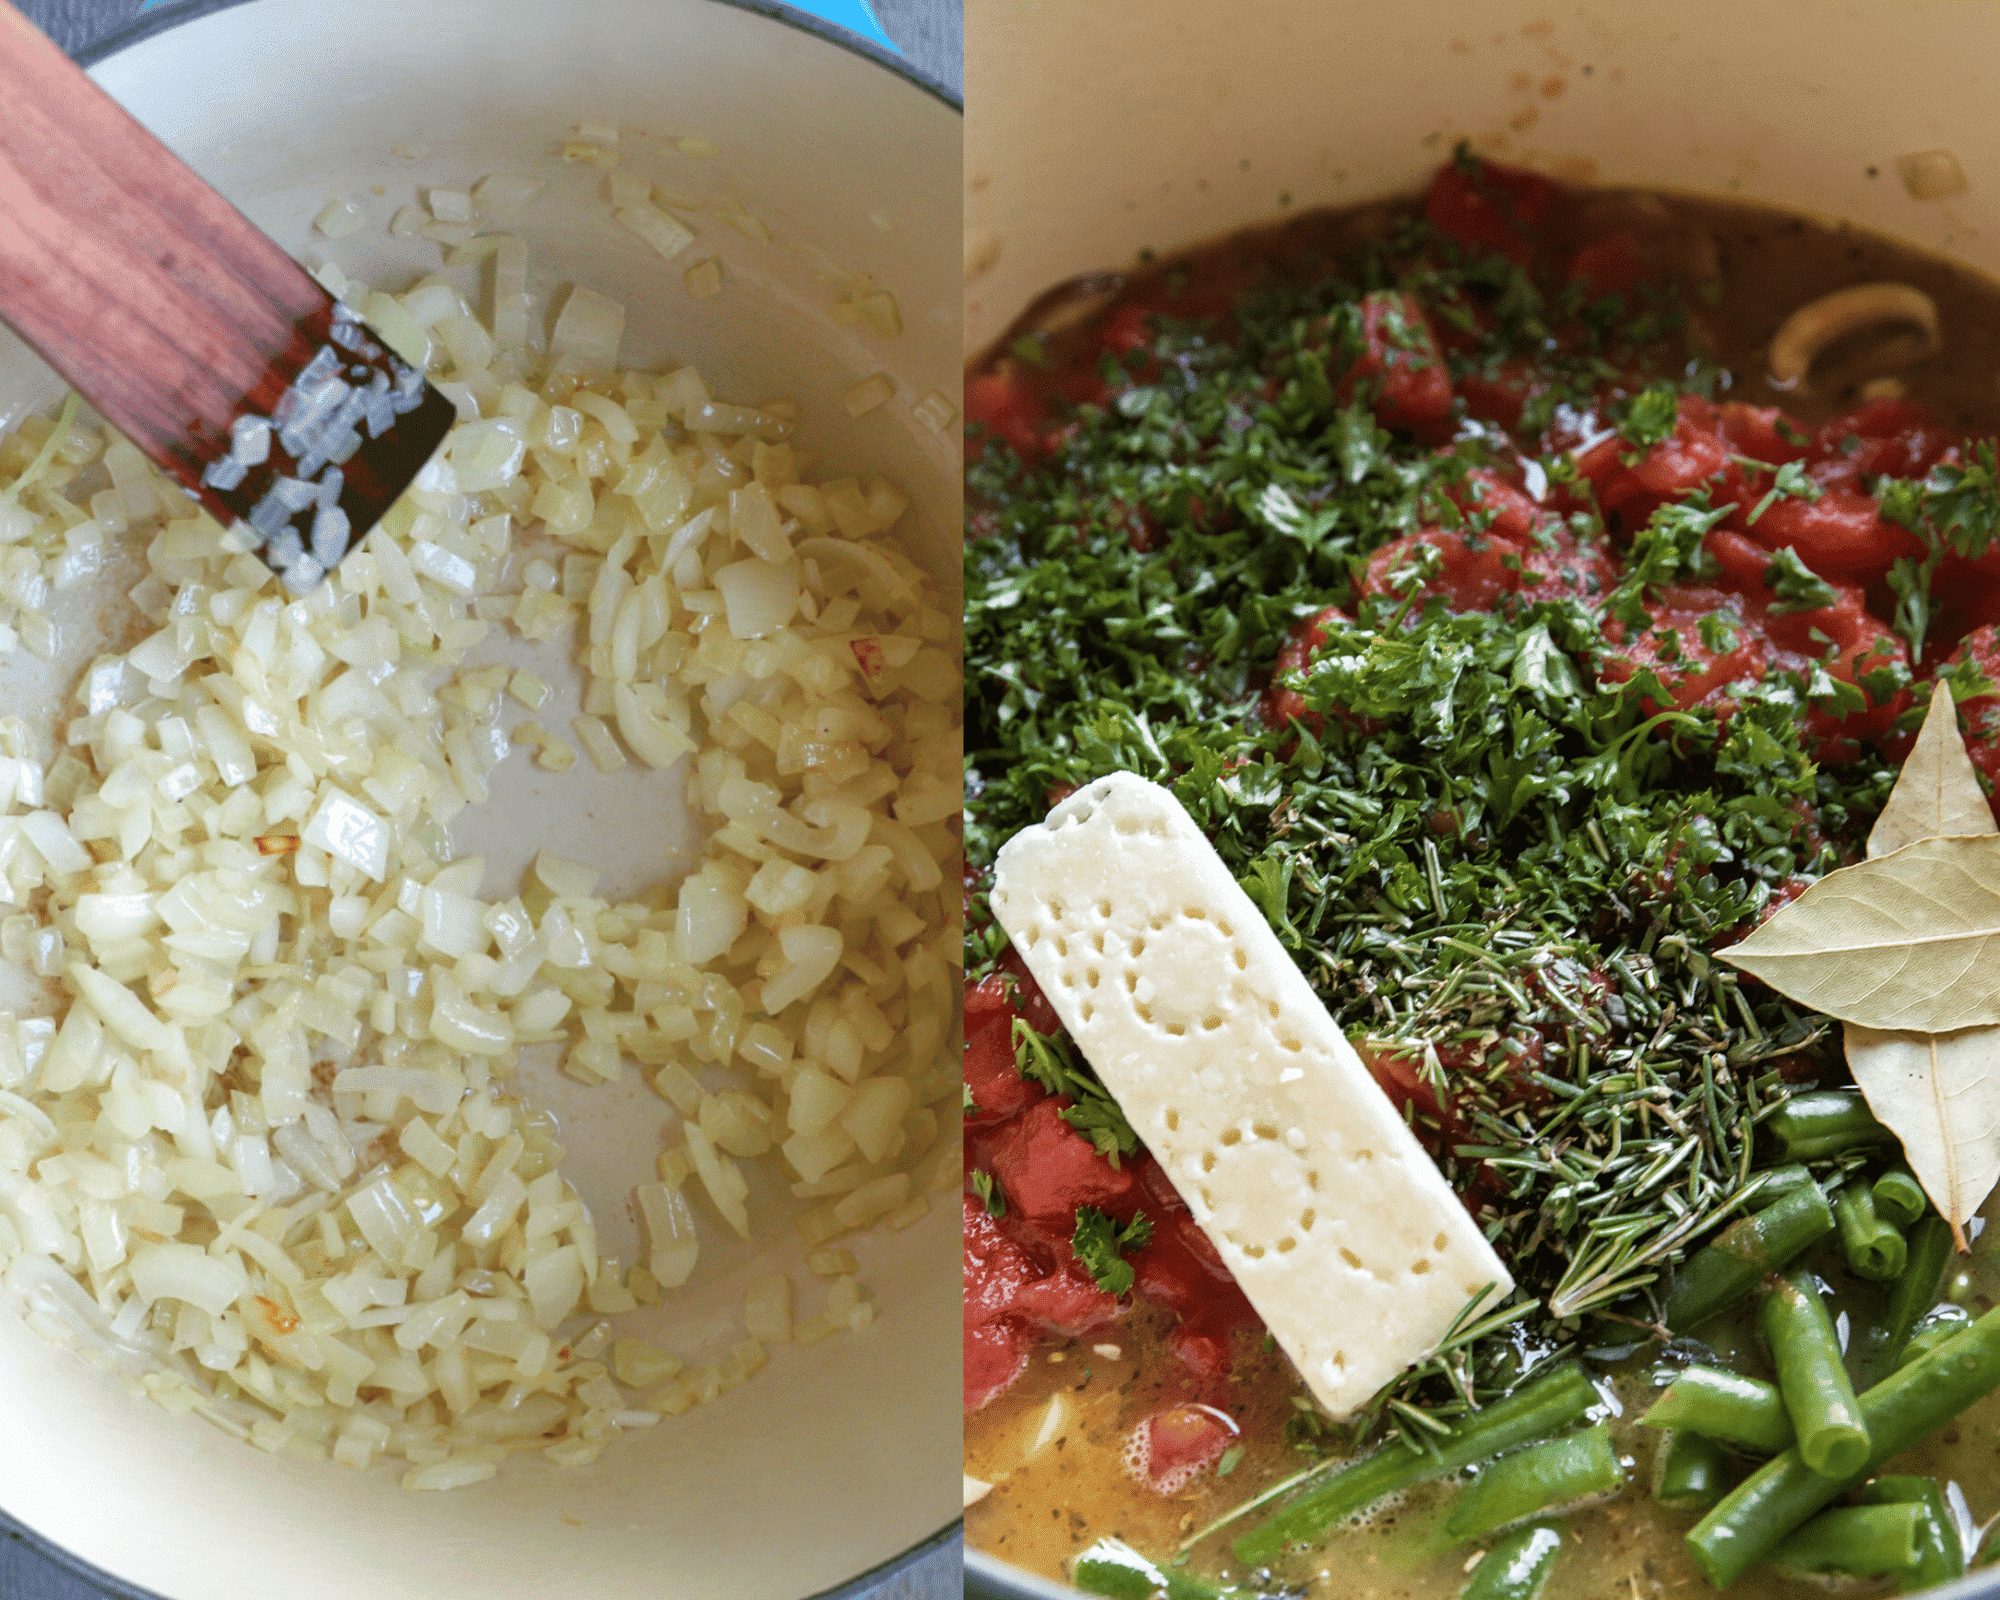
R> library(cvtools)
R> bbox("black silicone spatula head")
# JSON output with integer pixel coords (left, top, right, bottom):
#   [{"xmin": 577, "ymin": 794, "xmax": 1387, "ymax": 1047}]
[{"xmin": 0, "ymin": 1, "xmax": 456, "ymax": 589}]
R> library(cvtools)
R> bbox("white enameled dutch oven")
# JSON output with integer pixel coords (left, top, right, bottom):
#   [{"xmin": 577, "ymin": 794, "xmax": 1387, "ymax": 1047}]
[
  {"xmin": 963, "ymin": 0, "xmax": 2000, "ymax": 1595},
  {"xmin": 0, "ymin": 3, "xmax": 961, "ymax": 1597}
]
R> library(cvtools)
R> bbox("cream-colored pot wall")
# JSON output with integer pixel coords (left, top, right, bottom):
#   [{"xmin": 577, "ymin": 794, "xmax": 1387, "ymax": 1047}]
[
  {"xmin": 965, "ymin": 1, "xmax": 2000, "ymax": 1597},
  {"xmin": 967, "ymin": 0, "xmax": 2000, "ymax": 358},
  {"xmin": 0, "ymin": 3, "xmax": 961, "ymax": 1599}
]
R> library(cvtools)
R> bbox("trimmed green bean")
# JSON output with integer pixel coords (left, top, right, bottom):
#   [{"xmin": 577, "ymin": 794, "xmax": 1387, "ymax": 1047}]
[
  {"xmin": 1871, "ymin": 1164, "xmax": 1928, "ymax": 1228},
  {"xmin": 1762, "ymin": 1088, "xmax": 1892, "ymax": 1161},
  {"xmin": 1686, "ymin": 1300, "xmax": 2000, "ymax": 1589},
  {"xmin": 1768, "ymin": 1504, "xmax": 1923, "ymax": 1577},
  {"xmin": 1235, "ymin": 1363, "xmax": 1601, "ymax": 1565},
  {"xmin": 1835, "ymin": 1182, "xmax": 1907, "ymax": 1282},
  {"xmin": 1654, "ymin": 1431, "xmax": 1732, "ymax": 1511},
  {"xmin": 1747, "ymin": 1164, "xmax": 1818, "ymax": 1210},
  {"xmin": 1459, "ymin": 1524, "xmax": 1563, "ymax": 1600},
  {"xmin": 1855, "ymin": 1215, "xmax": 1955, "ymax": 1388},
  {"xmin": 1856, "ymin": 1476, "xmax": 1965, "ymax": 1590},
  {"xmin": 1760, "ymin": 1266, "xmax": 1870, "ymax": 1478},
  {"xmin": 1640, "ymin": 1366, "xmax": 1794, "ymax": 1454},
  {"xmin": 1663, "ymin": 1182, "xmax": 1834, "ymax": 1333},
  {"xmin": 1443, "ymin": 1425, "xmax": 1623, "ymax": 1544},
  {"xmin": 1072, "ymin": 1539, "xmax": 1221, "ymax": 1600},
  {"xmin": 1899, "ymin": 1306, "xmax": 1974, "ymax": 1371}
]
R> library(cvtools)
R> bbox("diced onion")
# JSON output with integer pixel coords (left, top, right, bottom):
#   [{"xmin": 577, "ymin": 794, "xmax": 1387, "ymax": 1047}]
[
  {"xmin": 129, "ymin": 1241, "xmax": 247, "ymax": 1316},
  {"xmin": 713, "ymin": 558, "xmax": 799, "ymax": 639},
  {"xmin": 0, "ymin": 177, "xmax": 961, "ymax": 1491},
  {"xmin": 550, "ymin": 287, "xmax": 626, "ymax": 372}
]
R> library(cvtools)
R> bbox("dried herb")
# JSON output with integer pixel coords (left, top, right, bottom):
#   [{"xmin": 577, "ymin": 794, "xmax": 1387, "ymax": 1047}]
[
  {"xmin": 1844, "ymin": 1025, "xmax": 2000, "ymax": 1248},
  {"xmin": 1837, "ymin": 686, "xmax": 2000, "ymax": 1244},
  {"xmin": 1718, "ymin": 835, "xmax": 2000, "ymax": 1032},
  {"xmin": 1866, "ymin": 686, "xmax": 1996, "ymax": 858}
]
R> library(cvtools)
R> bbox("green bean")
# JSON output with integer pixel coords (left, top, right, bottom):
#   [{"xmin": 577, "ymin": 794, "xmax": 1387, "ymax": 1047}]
[
  {"xmin": 1855, "ymin": 1215, "xmax": 1955, "ymax": 1388},
  {"xmin": 1663, "ymin": 1181, "xmax": 1834, "ymax": 1333},
  {"xmin": 1686, "ymin": 1300, "xmax": 2000, "ymax": 1588},
  {"xmin": 1898, "ymin": 1305, "xmax": 1974, "ymax": 1371},
  {"xmin": 1871, "ymin": 1164, "xmax": 1928, "ymax": 1228},
  {"xmin": 1640, "ymin": 1366, "xmax": 1794, "ymax": 1454},
  {"xmin": 1768, "ymin": 1504, "xmax": 1923, "ymax": 1577},
  {"xmin": 1834, "ymin": 1182, "xmax": 1907, "ymax": 1282},
  {"xmin": 1458, "ymin": 1523, "xmax": 1563, "ymax": 1600},
  {"xmin": 1071, "ymin": 1539, "xmax": 1221, "ymax": 1600},
  {"xmin": 1856, "ymin": 1476, "xmax": 1965, "ymax": 1590},
  {"xmin": 1760, "ymin": 1266, "xmax": 1870, "ymax": 1478},
  {"xmin": 1443, "ymin": 1425, "xmax": 1624, "ymax": 1544},
  {"xmin": 1746, "ymin": 1164, "xmax": 1817, "ymax": 1209},
  {"xmin": 1234, "ymin": 1363, "xmax": 1601, "ymax": 1565},
  {"xmin": 1762, "ymin": 1088, "xmax": 1892, "ymax": 1161},
  {"xmin": 1654, "ymin": 1431, "xmax": 1732, "ymax": 1511}
]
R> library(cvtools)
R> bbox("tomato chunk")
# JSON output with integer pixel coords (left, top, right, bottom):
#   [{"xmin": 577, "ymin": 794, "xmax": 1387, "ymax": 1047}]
[
  {"xmin": 1744, "ymin": 486, "xmax": 1923, "ymax": 588},
  {"xmin": 965, "ymin": 371, "xmax": 1047, "ymax": 464},
  {"xmin": 1323, "ymin": 291, "xmax": 1455, "ymax": 440},
  {"xmin": 1566, "ymin": 232, "xmax": 1647, "ymax": 297},
  {"xmin": 990, "ymin": 1097, "xmax": 1139, "ymax": 1235},
  {"xmin": 1941, "ymin": 624, "xmax": 2000, "ymax": 824},
  {"xmin": 1360, "ymin": 527, "xmax": 1525, "ymax": 613},
  {"xmin": 1449, "ymin": 468, "xmax": 1542, "ymax": 542},
  {"xmin": 1424, "ymin": 157, "xmax": 1557, "ymax": 265},
  {"xmin": 964, "ymin": 975, "xmax": 1044, "ymax": 1125},
  {"xmin": 1127, "ymin": 1405, "xmax": 1240, "ymax": 1496},
  {"xmin": 1261, "ymin": 605, "xmax": 1351, "ymax": 732},
  {"xmin": 1600, "ymin": 587, "xmax": 1769, "ymax": 716},
  {"xmin": 962, "ymin": 1197, "xmax": 1041, "ymax": 1411}
]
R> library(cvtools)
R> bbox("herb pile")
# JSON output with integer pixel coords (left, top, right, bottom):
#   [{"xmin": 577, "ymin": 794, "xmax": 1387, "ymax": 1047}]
[{"xmin": 965, "ymin": 213, "xmax": 2000, "ymax": 1452}]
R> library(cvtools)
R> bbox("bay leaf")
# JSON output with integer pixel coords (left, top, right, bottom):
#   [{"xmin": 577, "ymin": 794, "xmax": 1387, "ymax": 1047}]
[
  {"xmin": 1845, "ymin": 1022, "xmax": 2000, "ymax": 1248},
  {"xmin": 1867, "ymin": 685, "xmax": 1995, "ymax": 859},
  {"xmin": 1717, "ymin": 834, "xmax": 2000, "ymax": 1032}
]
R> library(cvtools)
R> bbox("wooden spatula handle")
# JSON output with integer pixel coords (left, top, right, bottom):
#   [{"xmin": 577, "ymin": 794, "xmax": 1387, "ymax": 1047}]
[{"xmin": 0, "ymin": 3, "xmax": 454, "ymax": 587}]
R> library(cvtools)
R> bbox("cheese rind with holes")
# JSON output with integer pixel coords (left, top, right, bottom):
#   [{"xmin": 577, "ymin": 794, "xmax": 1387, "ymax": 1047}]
[{"xmin": 991, "ymin": 771, "xmax": 1514, "ymax": 1418}]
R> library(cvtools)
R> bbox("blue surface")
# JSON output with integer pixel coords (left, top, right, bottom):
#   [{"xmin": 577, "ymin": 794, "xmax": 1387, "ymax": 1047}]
[{"xmin": 137, "ymin": 0, "xmax": 902, "ymax": 51}]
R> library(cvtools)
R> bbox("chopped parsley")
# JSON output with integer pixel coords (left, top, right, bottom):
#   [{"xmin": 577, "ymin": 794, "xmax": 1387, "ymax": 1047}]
[
  {"xmin": 1761, "ymin": 547, "xmax": 1840, "ymax": 614},
  {"xmin": 1072, "ymin": 1206, "xmax": 1154, "ymax": 1296},
  {"xmin": 1013, "ymin": 1018, "xmax": 1141, "ymax": 1166},
  {"xmin": 970, "ymin": 1169, "xmax": 1006, "ymax": 1217},
  {"xmin": 1880, "ymin": 440, "xmax": 2000, "ymax": 658},
  {"xmin": 1615, "ymin": 383, "xmax": 1681, "ymax": 453},
  {"xmin": 1745, "ymin": 459, "xmax": 1824, "ymax": 526}
]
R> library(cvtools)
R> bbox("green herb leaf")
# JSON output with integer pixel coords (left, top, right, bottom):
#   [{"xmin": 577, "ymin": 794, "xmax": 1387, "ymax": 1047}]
[
  {"xmin": 1615, "ymin": 384, "xmax": 1681, "ymax": 453},
  {"xmin": 1746, "ymin": 459, "xmax": 1824, "ymax": 526},
  {"xmin": 1073, "ymin": 1207, "xmax": 1155, "ymax": 1296},
  {"xmin": 1014, "ymin": 1019, "xmax": 1141, "ymax": 1166},
  {"xmin": 1761, "ymin": 547, "xmax": 1839, "ymax": 614},
  {"xmin": 970, "ymin": 1169, "xmax": 1006, "ymax": 1218}
]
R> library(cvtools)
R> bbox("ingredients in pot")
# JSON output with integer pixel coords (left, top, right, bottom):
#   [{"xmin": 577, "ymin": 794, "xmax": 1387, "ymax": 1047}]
[{"xmin": 963, "ymin": 153, "xmax": 2000, "ymax": 1597}]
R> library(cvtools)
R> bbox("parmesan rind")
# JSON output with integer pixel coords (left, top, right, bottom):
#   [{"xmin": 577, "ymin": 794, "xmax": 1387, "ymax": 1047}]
[{"xmin": 991, "ymin": 771, "xmax": 1514, "ymax": 1418}]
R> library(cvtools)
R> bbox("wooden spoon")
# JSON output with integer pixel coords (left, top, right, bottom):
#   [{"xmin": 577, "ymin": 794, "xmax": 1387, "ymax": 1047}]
[{"xmin": 0, "ymin": 2, "xmax": 456, "ymax": 589}]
